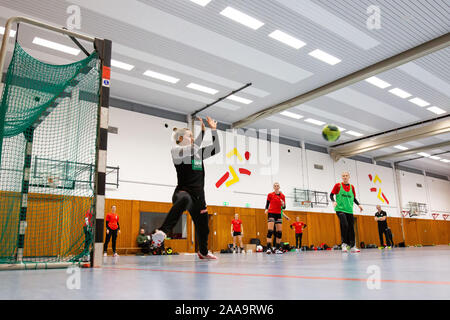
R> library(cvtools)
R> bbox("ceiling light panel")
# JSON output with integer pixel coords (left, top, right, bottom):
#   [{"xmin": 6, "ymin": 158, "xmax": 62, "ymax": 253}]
[
  {"xmin": 280, "ymin": 111, "xmax": 303, "ymax": 119},
  {"xmin": 189, "ymin": 0, "xmax": 211, "ymax": 6},
  {"xmin": 417, "ymin": 152, "xmax": 430, "ymax": 157},
  {"xmin": 345, "ymin": 130, "xmax": 363, "ymax": 137},
  {"xmin": 143, "ymin": 70, "xmax": 180, "ymax": 83},
  {"xmin": 427, "ymin": 106, "xmax": 446, "ymax": 115},
  {"xmin": 389, "ymin": 88, "xmax": 412, "ymax": 99},
  {"xmin": 0, "ymin": 26, "xmax": 16, "ymax": 37},
  {"xmin": 111, "ymin": 59, "xmax": 135, "ymax": 71},
  {"xmin": 304, "ymin": 118, "xmax": 325, "ymax": 126},
  {"xmin": 364, "ymin": 76, "xmax": 391, "ymax": 89},
  {"xmin": 32, "ymin": 37, "xmax": 80, "ymax": 55},
  {"xmin": 186, "ymin": 83, "xmax": 218, "ymax": 95},
  {"xmin": 308, "ymin": 49, "xmax": 341, "ymax": 65},
  {"xmin": 226, "ymin": 95, "xmax": 253, "ymax": 104},
  {"xmin": 268, "ymin": 30, "xmax": 306, "ymax": 49},
  {"xmin": 409, "ymin": 97, "xmax": 430, "ymax": 107},
  {"xmin": 220, "ymin": 7, "xmax": 264, "ymax": 30}
]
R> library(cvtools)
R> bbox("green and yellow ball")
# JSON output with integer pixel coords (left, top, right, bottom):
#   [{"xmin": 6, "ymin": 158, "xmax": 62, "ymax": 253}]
[{"xmin": 322, "ymin": 124, "xmax": 341, "ymax": 142}]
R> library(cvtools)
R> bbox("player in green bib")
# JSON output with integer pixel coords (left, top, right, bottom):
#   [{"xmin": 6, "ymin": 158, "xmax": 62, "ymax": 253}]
[{"xmin": 330, "ymin": 172, "xmax": 363, "ymax": 253}]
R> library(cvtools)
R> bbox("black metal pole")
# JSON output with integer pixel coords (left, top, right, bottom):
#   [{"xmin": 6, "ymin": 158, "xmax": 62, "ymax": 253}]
[
  {"xmin": 394, "ymin": 151, "xmax": 450, "ymax": 165},
  {"xmin": 331, "ymin": 114, "xmax": 449, "ymax": 148},
  {"xmin": 63, "ymin": 27, "xmax": 90, "ymax": 57},
  {"xmin": 191, "ymin": 83, "xmax": 252, "ymax": 117}
]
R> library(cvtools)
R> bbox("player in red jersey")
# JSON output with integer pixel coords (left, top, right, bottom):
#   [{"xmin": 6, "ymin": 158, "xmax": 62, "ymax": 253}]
[
  {"xmin": 290, "ymin": 217, "xmax": 307, "ymax": 250},
  {"xmin": 265, "ymin": 182, "xmax": 291, "ymax": 254},
  {"xmin": 103, "ymin": 205, "xmax": 121, "ymax": 257},
  {"xmin": 231, "ymin": 213, "xmax": 244, "ymax": 253}
]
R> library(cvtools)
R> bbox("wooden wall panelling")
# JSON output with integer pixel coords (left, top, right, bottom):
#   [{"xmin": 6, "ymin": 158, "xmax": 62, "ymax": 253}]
[
  {"xmin": 131, "ymin": 200, "xmax": 141, "ymax": 248},
  {"xmin": 437, "ymin": 221, "xmax": 449, "ymax": 244},
  {"xmin": 403, "ymin": 218, "xmax": 419, "ymax": 246},
  {"xmin": 422, "ymin": 219, "xmax": 442, "ymax": 245},
  {"xmin": 254, "ymin": 209, "xmax": 268, "ymax": 245},
  {"xmin": 306, "ymin": 212, "xmax": 338, "ymax": 247},
  {"xmin": 281, "ymin": 211, "xmax": 309, "ymax": 247},
  {"xmin": 89, "ymin": 198, "xmax": 450, "ymax": 253},
  {"xmin": 387, "ymin": 217, "xmax": 404, "ymax": 246},
  {"xmin": 356, "ymin": 215, "xmax": 380, "ymax": 246},
  {"xmin": 447, "ymin": 221, "xmax": 450, "ymax": 244},
  {"xmin": 25, "ymin": 194, "xmax": 61, "ymax": 257},
  {"xmin": 432, "ymin": 221, "xmax": 442, "ymax": 244},
  {"xmin": 333, "ymin": 214, "xmax": 341, "ymax": 246}
]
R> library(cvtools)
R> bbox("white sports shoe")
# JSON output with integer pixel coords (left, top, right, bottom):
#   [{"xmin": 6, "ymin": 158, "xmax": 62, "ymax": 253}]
[
  {"xmin": 113, "ymin": 253, "xmax": 119, "ymax": 257},
  {"xmin": 341, "ymin": 243, "xmax": 348, "ymax": 252},
  {"xmin": 275, "ymin": 248, "xmax": 283, "ymax": 254},
  {"xmin": 197, "ymin": 251, "xmax": 218, "ymax": 260},
  {"xmin": 266, "ymin": 248, "xmax": 272, "ymax": 254},
  {"xmin": 152, "ymin": 229, "xmax": 167, "ymax": 247},
  {"xmin": 350, "ymin": 246, "xmax": 360, "ymax": 253}
]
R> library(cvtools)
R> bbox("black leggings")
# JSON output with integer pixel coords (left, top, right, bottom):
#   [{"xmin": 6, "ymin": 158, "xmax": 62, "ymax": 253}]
[
  {"xmin": 103, "ymin": 229, "xmax": 118, "ymax": 253},
  {"xmin": 159, "ymin": 190, "xmax": 209, "ymax": 256},
  {"xmin": 336, "ymin": 212, "xmax": 355, "ymax": 247},
  {"xmin": 295, "ymin": 233, "xmax": 303, "ymax": 248},
  {"xmin": 138, "ymin": 242, "xmax": 151, "ymax": 254},
  {"xmin": 378, "ymin": 226, "xmax": 393, "ymax": 247}
]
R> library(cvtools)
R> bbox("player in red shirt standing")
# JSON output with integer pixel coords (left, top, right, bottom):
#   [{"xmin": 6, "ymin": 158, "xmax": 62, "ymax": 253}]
[
  {"xmin": 230, "ymin": 213, "xmax": 244, "ymax": 253},
  {"xmin": 290, "ymin": 217, "xmax": 307, "ymax": 250},
  {"xmin": 103, "ymin": 205, "xmax": 121, "ymax": 257},
  {"xmin": 265, "ymin": 182, "xmax": 291, "ymax": 254}
]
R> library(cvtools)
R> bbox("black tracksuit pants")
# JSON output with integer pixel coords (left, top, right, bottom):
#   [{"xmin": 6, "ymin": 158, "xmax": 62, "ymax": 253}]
[
  {"xmin": 159, "ymin": 190, "xmax": 209, "ymax": 256},
  {"xmin": 378, "ymin": 224, "xmax": 393, "ymax": 247},
  {"xmin": 103, "ymin": 229, "xmax": 118, "ymax": 253},
  {"xmin": 295, "ymin": 233, "xmax": 303, "ymax": 248},
  {"xmin": 336, "ymin": 212, "xmax": 355, "ymax": 247}
]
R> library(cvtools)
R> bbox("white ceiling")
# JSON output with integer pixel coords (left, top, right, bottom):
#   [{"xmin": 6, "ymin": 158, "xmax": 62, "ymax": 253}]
[{"xmin": 0, "ymin": 0, "xmax": 449, "ymax": 176}]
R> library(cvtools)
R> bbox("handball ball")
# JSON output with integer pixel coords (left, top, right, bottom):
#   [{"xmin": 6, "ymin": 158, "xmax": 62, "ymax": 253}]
[
  {"xmin": 322, "ymin": 124, "xmax": 341, "ymax": 142},
  {"xmin": 256, "ymin": 245, "xmax": 263, "ymax": 252}
]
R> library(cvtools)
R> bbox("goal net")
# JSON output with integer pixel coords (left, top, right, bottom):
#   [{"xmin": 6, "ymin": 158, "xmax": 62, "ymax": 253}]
[{"xmin": 0, "ymin": 40, "xmax": 101, "ymax": 266}]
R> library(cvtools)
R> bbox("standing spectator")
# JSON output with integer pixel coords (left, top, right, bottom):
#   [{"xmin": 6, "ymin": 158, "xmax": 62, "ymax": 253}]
[
  {"xmin": 375, "ymin": 205, "xmax": 393, "ymax": 249},
  {"xmin": 103, "ymin": 205, "xmax": 120, "ymax": 257},
  {"xmin": 231, "ymin": 213, "xmax": 244, "ymax": 253},
  {"xmin": 290, "ymin": 217, "xmax": 307, "ymax": 250}
]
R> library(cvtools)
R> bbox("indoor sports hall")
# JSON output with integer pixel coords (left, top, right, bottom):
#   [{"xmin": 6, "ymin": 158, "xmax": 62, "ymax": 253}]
[{"xmin": 0, "ymin": 0, "xmax": 449, "ymax": 303}]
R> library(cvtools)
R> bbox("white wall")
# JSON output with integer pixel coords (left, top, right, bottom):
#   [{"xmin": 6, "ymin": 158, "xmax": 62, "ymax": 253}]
[
  {"xmin": 104, "ymin": 107, "xmax": 450, "ymax": 220},
  {"xmin": 356, "ymin": 161, "xmax": 399, "ymax": 218},
  {"xmin": 397, "ymin": 170, "xmax": 428, "ymax": 219},
  {"xmin": 426, "ymin": 176, "xmax": 450, "ymax": 218},
  {"xmin": 396, "ymin": 170, "xmax": 450, "ymax": 219},
  {"xmin": 106, "ymin": 107, "xmax": 185, "ymax": 202}
]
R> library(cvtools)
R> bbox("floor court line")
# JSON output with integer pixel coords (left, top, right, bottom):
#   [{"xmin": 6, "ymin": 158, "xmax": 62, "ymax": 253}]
[{"xmin": 99, "ymin": 266, "xmax": 450, "ymax": 286}]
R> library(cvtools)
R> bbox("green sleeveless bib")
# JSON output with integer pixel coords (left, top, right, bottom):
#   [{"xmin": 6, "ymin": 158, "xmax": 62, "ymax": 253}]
[{"xmin": 334, "ymin": 183, "xmax": 354, "ymax": 214}]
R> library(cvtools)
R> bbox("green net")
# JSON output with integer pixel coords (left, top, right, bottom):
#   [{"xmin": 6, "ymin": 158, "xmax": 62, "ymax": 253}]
[{"xmin": 0, "ymin": 42, "xmax": 101, "ymax": 265}]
